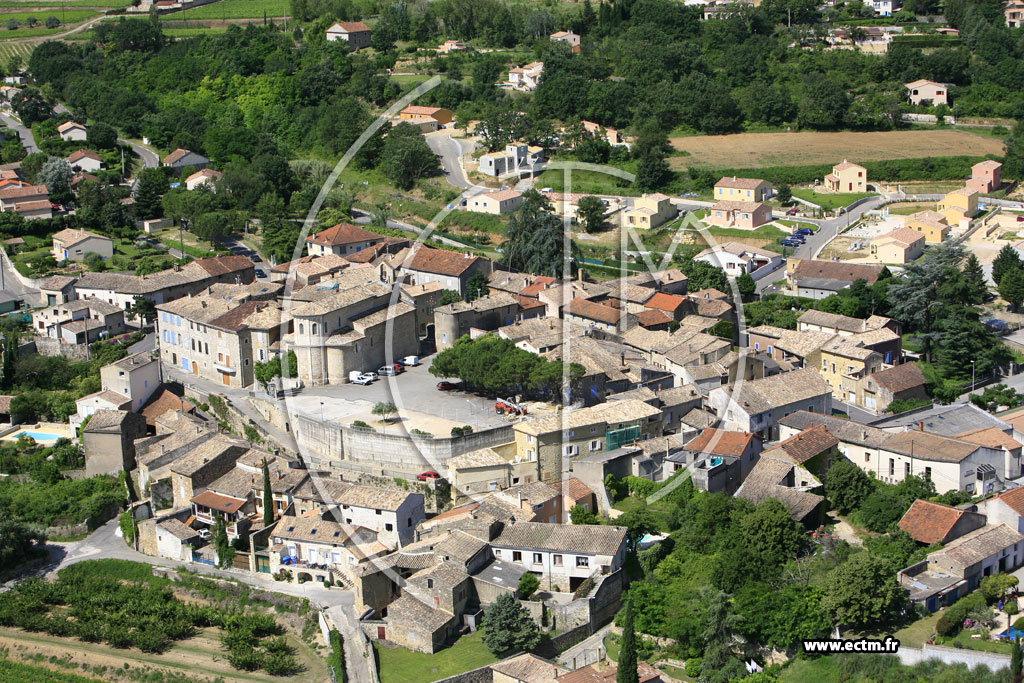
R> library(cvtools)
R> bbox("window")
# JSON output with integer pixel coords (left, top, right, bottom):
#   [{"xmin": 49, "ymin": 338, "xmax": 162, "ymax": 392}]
[
  {"xmin": 533, "ymin": 553, "xmax": 542, "ymax": 564},
  {"xmin": 385, "ymin": 523, "xmax": 393, "ymax": 531},
  {"xmin": 298, "ymin": 324, "xmax": 303, "ymax": 334},
  {"xmin": 889, "ymin": 458, "xmax": 894, "ymax": 476},
  {"xmin": 924, "ymin": 467, "xmax": 932, "ymax": 480},
  {"xmin": 427, "ymin": 578, "xmax": 433, "ymax": 588},
  {"xmin": 905, "ymin": 462, "xmax": 911, "ymax": 477},
  {"xmin": 590, "ymin": 440, "xmax": 600, "ymax": 451},
  {"xmin": 512, "ymin": 551, "xmax": 522, "ymax": 562},
  {"xmin": 553, "ymin": 554, "xmax": 562, "ymax": 566},
  {"xmin": 408, "ymin": 517, "xmax": 413, "ymax": 527},
  {"xmin": 576, "ymin": 556, "xmax": 589, "ymax": 567},
  {"xmin": 864, "ymin": 452, "xmax": 870, "ymax": 463},
  {"xmin": 375, "ymin": 509, "xmax": 381, "ymax": 515}
]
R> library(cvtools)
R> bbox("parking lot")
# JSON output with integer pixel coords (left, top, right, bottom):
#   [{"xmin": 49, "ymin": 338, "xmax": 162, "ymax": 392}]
[{"xmin": 285, "ymin": 357, "xmax": 521, "ymax": 435}]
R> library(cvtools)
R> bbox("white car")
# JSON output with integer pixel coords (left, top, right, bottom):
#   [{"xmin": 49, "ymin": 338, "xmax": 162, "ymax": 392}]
[
  {"xmin": 198, "ymin": 529, "xmax": 211, "ymax": 540},
  {"xmin": 352, "ymin": 374, "xmax": 375, "ymax": 385}
]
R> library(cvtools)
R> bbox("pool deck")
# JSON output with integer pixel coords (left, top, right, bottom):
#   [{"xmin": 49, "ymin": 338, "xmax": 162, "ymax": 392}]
[{"xmin": 1, "ymin": 422, "xmax": 75, "ymax": 442}]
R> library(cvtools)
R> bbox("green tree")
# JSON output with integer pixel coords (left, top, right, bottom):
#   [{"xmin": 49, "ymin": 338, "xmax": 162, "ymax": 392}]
[
  {"xmin": 213, "ymin": 513, "xmax": 233, "ymax": 568},
  {"xmin": 992, "ymin": 243, "xmax": 1022, "ymax": 286},
  {"xmin": 1013, "ymin": 634, "xmax": 1022, "ymax": 678},
  {"xmin": 824, "ymin": 458, "xmax": 873, "ymax": 514},
  {"xmin": 517, "ymin": 571, "xmax": 539, "ymax": 598},
  {"xmin": 134, "ymin": 167, "xmax": 168, "ymax": 220},
  {"xmin": 775, "ymin": 184, "xmax": 792, "ymax": 204},
  {"xmin": 44, "ymin": 15, "xmax": 59, "ymax": 29},
  {"xmin": 577, "ymin": 195, "xmax": 606, "ymax": 233},
  {"xmin": 262, "ymin": 459, "xmax": 274, "ymax": 526},
  {"xmin": 371, "ymin": 401, "xmax": 397, "ymax": 423},
  {"xmin": 466, "ymin": 272, "xmax": 489, "ymax": 302},
  {"xmin": 735, "ymin": 273, "xmax": 756, "ymax": 300},
  {"xmin": 619, "ymin": 503, "xmax": 657, "ymax": 553},
  {"xmin": 127, "ymin": 295, "xmax": 156, "ymax": 323},
  {"xmin": 636, "ymin": 151, "xmax": 672, "ymax": 192},
  {"xmin": 821, "ymin": 553, "xmax": 905, "ymax": 628},
  {"xmin": 439, "ymin": 289, "xmax": 462, "ymax": 306},
  {"xmin": 11, "ymin": 88, "xmax": 48, "ymax": 125},
  {"xmin": 1000, "ymin": 266, "xmax": 1024, "ymax": 311},
  {"xmin": 962, "ymin": 252, "xmax": 987, "ymax": 304},
  {"xmin": 480, "ymin": 592, "xmax": 542, "ymax": 656},
  {"xmin": 617, "ymin": 597, "xmax": 638, "ymax": 683},
  {"xmin": 0, "ymin": 518, "xmax": 45, "ymax": 570},
  {"xmin": 254, "ymin": 357, "xmax": 281, "ymax": 391},
  {"xmin": 18, "ymin": 153, "xmax": 47, "ymax": 185},
  {"xmin": 1004, "ymin": 121, "xmax": 1024, "ymax": 181},
  {"xmin": 87, "ymin": 122, "xmax": 118, "ymax": 150},
  {"xmin": 38, "ymin": 157, "xmax": 73, "ymax": 205},
  {"xmin": 741, "ymin": 499, "xmax": 807, "ymax": 570},
  {"xmin": 570, "ymin": 504, "xmax": 599, "ymax": 525},
  {"xmin": 502, "ymin": 190, "xmax": 572, "ymax": 278},
  {"xmin": 380, "ymin": 122, "xmax": 439, "ymax": 190}
]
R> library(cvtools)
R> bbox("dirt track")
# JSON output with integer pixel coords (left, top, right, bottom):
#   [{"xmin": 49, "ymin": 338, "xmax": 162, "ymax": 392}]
[{"xmin": 670, "ymin": 129, "xmax": 1006, "ymax": 169}]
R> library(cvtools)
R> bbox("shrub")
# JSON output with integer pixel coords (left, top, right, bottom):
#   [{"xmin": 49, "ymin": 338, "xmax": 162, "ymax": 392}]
[
  {"xmin": 685, "ymin": 658, "xmax": 702, "ymax": 677},
  {"xmin": 518, "ymin": 572, "xmax": 539, "ymax": 599},
  {"xmin": 1006, "ymin": 602, "xmax": 1019, "ymax": 616}
]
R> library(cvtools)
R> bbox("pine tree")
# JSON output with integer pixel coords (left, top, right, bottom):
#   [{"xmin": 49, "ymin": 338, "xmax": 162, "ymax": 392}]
[
  {"xmin": 992, "ymin": 243, "xmax": 1022, "ymax": 286},
  {"xmin": 480, "ymin": 593, "xmax": 542, "ymax": 656},
  {"xmin": 262, "ymin": 459, "xmax": 274, "ymax": 526},
  {"xmin": 1001, "ymin": 266, "xmax": 1024, "ymax": 312},
  {"xmin": 617, "ymin": 597, "xmax": 638, "ymax": 683},
  {"xmin": 962, "ymin": 252, "xmax": 987, "ymax": 304}
]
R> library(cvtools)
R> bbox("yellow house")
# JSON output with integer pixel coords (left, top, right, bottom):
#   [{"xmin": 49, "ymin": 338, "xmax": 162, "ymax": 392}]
[
  {"xmin": 938, "ymin": 187, "xmax": 979, "ymax": 225},
  {"xmin": 807, "ymin": 339, "xmax": 883, "ymax": 404},
  {"xmin": 824, "ymin": 160, "xmax": 867, "ymax": 193},
  {"xmin": 903, "ymin": 210, "xmax": 949, "ymax": 244},
  {"xmin": 714, "ymin": 177, "xmax": 772, "ymax": 203},
  {"xmin": 399, "ymin": 106, "xmax": 454, "ymax": 126},
  {"xmin": 619, "ymin": 193, "xmax": 677, "ymax": 229}
]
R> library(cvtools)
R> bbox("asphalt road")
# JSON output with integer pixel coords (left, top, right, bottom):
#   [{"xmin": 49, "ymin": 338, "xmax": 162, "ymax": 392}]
[
  {"xmin": 0, "ymin": 112, "xmax": 38, "ymax": 155},
  {"xmin": 120, "ymin": 138, "xmax": 159, "ymax": 194},
  {"xmin": 425, "ymin": 130, "xmax": 478, "ymax": 190}
]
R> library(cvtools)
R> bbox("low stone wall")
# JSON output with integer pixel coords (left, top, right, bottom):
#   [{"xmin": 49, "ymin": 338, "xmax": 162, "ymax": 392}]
[
  {"xmin": 45, "ymin": 501, "xmax": 120, "ymax": 538},
  {"xmin": 31, "ymin": 338, "xmax": 91, "ymax": 361}
]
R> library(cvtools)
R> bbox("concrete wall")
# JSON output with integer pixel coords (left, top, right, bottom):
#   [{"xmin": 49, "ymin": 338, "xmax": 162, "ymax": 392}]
[
  {"xmin": 31, "ymin": 338, "xmax": 91, "ymax": 361},
  {"xmin": 294, "ymin": 412, "xmax": 514, "ymax": 476}
]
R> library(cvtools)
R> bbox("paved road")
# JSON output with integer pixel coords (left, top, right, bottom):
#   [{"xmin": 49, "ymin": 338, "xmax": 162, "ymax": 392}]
[
  {"xmin": 0, "ymin": 112, "xmax": 38, "ymax": 155},
  {"xmin": 425, "ymin": 131, "xmax": 479, "ymax": 191},
  {"xmin": 120, "ymin": 138, "xmax": 159, "ymax": 194},
  {"xmin": 128, "ymin": 330, "xmax": 155, "ymax": 354}
]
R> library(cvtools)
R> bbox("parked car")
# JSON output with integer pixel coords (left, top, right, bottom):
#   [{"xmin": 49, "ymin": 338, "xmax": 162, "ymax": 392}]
[
  {"xmin": 402, "ymin": 355, "xmax": 420, "ymax": 366},
  {"xmin": 198, "ymin": 529, "xmax": 211, "ymax": 539},
  {"xmin": 1017, "ymin": 215, "xmax": 1024, "ymax": 222},
  {"xmin": 780, "ymin": 239, "xmax": 801, "ymax": 248},
  {"xmin": 417, "ymin": 471, "xmax": 440, "ymax": 481},
  {"xmin": 437, "ymin": 381, "xmax": 460, "ymax": 391},
  {"xmin": 251, "ymin": 254, "xmax": 262, "ymax": 262},
  {"xmin": 795, "ymin": 228, "xmax": 814, "ymax": 236},
  {"xmin": 378, "ymin": 365, "xmax": 398, "ymax": 376},
  {"xmin": 786, "ymin": 207, "xmax": 799, "ymax": 216},
  {"xmin": 352, "ymin": 374, "xmax": 375, "ymax": 385}
]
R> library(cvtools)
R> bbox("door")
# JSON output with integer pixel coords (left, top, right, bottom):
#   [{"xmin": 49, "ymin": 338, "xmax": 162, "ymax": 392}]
[
  {"xmin": 377, "ymin": 627, "xmax": 386, "ymax": 640},
  {"xmin": 191, "ymin": 361, "xmax": 198, "ymax": 374},
  {"xmin": 222, "ymin": 373, "xmax": 230, "ymax": 386}
]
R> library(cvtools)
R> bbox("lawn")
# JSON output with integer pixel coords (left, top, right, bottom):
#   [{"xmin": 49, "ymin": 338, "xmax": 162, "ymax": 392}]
[
  {"xmin": 533, "ymin": 166, "xmax": 641, "ymax": 197},
  {"xmin": 374, "ymin": 630, "xmax": 497, "ymax": 683},
  {"xmin": 902, "ymin": 334, "xmax": 923, "ymax": 353},
  {"xmin": 669, "ymin": 129, "xmax": 1006, "ymax": 169},
  {"xmin": 791, "ymin": 188, "xmax": 875, "ymax": 211},
  {"xmin": 779, "ymin": 657, "xmax": 843, "ymax": 683},
  {"xmin": 177, "ymin": 0, "xmax": 290, "ymax": 19}
]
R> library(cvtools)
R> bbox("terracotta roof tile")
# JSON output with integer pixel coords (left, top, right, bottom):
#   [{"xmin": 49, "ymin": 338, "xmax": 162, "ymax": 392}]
[
  {"xmin": 898, "ymin": 499, "xmax": 971, "ymax": 543},
  {"xmin": 871, "ymin": 363, "xmax": 926, "ymax": 394},
  {"xmin": 684, "ymin": 428, "xmax": 755, "ymax": 458}
]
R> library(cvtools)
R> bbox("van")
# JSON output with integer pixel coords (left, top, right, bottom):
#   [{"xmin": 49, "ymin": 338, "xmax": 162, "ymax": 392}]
[
  {"xmin": 378, "ymin": 365, "xmax": 398, "ymax": 376},
  {"xmin": 403, "ymin": 356, "xmax": 420, "ymax": 367},
  {"xmin": 348, "ymin": 370, "xmax": 364, "ymax": 383}
]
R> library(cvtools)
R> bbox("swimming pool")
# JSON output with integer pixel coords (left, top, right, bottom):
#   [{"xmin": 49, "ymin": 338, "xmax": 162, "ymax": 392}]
[
  {"xmin": 8, "ymin": 430, "xmax": 63, "ymax": 442},
  {"xmin": 996, "ymin": 626, "xmax": 1024, "ymax": 639}
]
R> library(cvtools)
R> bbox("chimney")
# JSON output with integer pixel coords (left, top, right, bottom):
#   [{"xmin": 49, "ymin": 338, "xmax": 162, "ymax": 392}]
[
  {"xmin": 861, "ymin": 429, "xmax": 867, "ymax": 441},
  {"xmin": 918, "ymin": 421, "xmax": 924, "ymax": 431}
]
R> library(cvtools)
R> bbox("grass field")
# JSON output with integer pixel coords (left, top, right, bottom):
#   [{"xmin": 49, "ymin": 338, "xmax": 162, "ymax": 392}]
[
  {"xmin": 177, "ymin": 0, "xmax": 289, "ymax": 20},
  {"xmin": 669, "ymin": 129, "xmax": 1006, "ymax": 169},
  {"xmin": 791, "ymin": 188, "xmax": 875, "ymax": 210},
  {"xmin": 374, "ymin": 630, "xmax": 496, "ymax": 683},
  {"xmin": 0, "ymin": 0, "xmax": 127, "ymax": 6},
  {"xmin": 0, "ymin": 9, "xmax": 96, "ymax": 23}
]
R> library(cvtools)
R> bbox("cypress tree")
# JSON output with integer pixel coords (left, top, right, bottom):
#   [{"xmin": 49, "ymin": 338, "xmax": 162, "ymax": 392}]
[
  {"xmin": 617, "ymin": 597, "xmax": 638, "ymax": 683},
  {"xmin": 262, "ymin": 459, "xmax": 274, "ymax": 526}
]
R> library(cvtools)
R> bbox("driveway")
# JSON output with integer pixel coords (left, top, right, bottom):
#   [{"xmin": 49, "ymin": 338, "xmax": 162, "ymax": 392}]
[{"xmin": 425, "ymin": 131, "xmax": 479, "ymax": 190}]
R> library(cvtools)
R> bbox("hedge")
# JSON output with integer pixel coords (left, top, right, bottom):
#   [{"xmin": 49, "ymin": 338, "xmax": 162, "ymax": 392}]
[{"xmin": 701, "ymin": 155, "xmax": 996, "ymax": 186}]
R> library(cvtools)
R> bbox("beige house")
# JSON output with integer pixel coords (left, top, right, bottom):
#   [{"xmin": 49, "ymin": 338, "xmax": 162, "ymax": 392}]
[
  {"xmin": 824, "ymin": 160, "xmax": 867, "ymax": 193},
  {"xmin": 52, "ymin": 228, "xmax": 113, "ymax": 262},
  {"xmin": 156, "ymin": 296, "xmax": 290, "ymax": 388},
  {"xmin": 870, "ymin": 226, "xmax": 926, "ymax": 263},
  {"xmin": 512, "ymin": 398, "xmax": 664, "ymax": 482},
  {"xmin": 490, "ymin": 522, "xmax": 627, "ymax": 591},
  {"xmin": 100, "ymin": 351, "xmax": 160, "ymax": 412},
  {"xmin": 446, "ymin": 443, "xmax": 540, "ymax": 504},
  {"xmin": 808, "ymin": 338, "xmax": 884, "ymax": 404},
  {"xmin": 307, "ymin": 223, "xmax": 385, "ymax": 257},
  {"xmin": 620, "ymin": 193, "xmax": 676, "ymax": 230},
  {"xmin": 184, "ymin": 169, "xmax": 223, "ymax": 191},
  {"xmin": 399, "ymin": 106, "xmax": 453, "ymax": 126},
  {"xmin": 268, "ymin": 513, "xmax": 389, "ymax": 586},
  {"xmin": 326, "ymin": 21, "xmax": 371, "ymax": 49},
  {"xmin": 1007, "ymin": 0, "xmax": 1024, "ymax": 27},
  {"xmin": 83, "ymin": 410, "xmax": 147, "ymax": 476},
  {"xmin": 938, "ymin": 187, "xmax": 979, "ymax": 225},
  {"xmin": 968, "ymin": 160, "xmax": 1002, "ymax": 194},
  {"xmin": 714, "ymin": 176, "xmax": 772, "ymax": 203},
  {"xmin": 706, "ymin": 201, "xmax": 772, "ymax": 230},
  {"xmin": 32, "ymin": 298, "xmax": 126, "ymax": 344},
  {"xmin": 57, "ymin": 121, "xmax": 87, "ymax": 141},
  {"xmin": 905, "ymin": 79, "xmax": 948, "ymax": 106},
  {"xmin": 466, "ymin": 189, "xmax": 523, "ymax": 215}
]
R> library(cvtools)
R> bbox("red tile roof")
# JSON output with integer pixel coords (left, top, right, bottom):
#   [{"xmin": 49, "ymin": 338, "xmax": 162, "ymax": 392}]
[
  {"xmin": 636, "ymin": 309, "xmax": 671, "ymax": 327},
  {"xmin": 193, "ymin": 254, "xmax": 254, "ymax": 276},
  {"xmin": 140, "ymin": 387, "xmax": 195, "ymax": 426},
  {"xmin": 685, "ymin": 428, "xmax": 755, "ymax": 458},
  {"xmin": 521, "ymin": 276, "xmax": 557, "ymax": 298},
  {"xmin": 404, "ymin": 246, "xmax": 482, "ymax": 277},
  {"xmin": 644, "ymin": 292, "xmax": 687, "ymax": 313},
  {"xmin": 898, "ymin": 499, "xmax": 969, "ymax": 544},
  {"xmin": 67, "ymin": 149, "xmax": 100, "ymax": 164},
  {"xmin": 774, "ymin": 425, "xmax": 838, "ymax": 464},
  {"xmin": 548, "ymin": 477, "xmax": 594, "ymax": 501},
  {"xmin": 307, "ymin": 223, "xmax": 384, "ymax": 247},
  {"xmin": 191, "ymin": 489, "xmax": 247, "ymax": 514},
  {"xmin": 566, "ymin": 298, "xmax": 623, "ymax": 325},
  {"xmin": 995, "ymin": 488, "xmax": 1024, "ymax": 516}
]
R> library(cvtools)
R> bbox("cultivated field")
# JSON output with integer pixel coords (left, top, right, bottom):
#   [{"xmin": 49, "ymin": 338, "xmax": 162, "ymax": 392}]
[
  {"xmin": 669, "ymin": 129, "xmax": 1006, "ymax": 169},
  {"xmin": 177, "ymin": 0, "xmax": 289, "ymax": 20}
]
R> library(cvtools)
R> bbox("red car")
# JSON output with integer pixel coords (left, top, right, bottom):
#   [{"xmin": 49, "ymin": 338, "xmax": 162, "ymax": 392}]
[
  {"xmin": 417, "ymin": 471, "xmax": 440, "ymax": 481},
  {"xmin": 436, "ymin": 381, "xmax": 460, "ymax": 391},
  {"xmin": 1017, "ymin": 215, "xmax": 1024, "ymax": 222}
]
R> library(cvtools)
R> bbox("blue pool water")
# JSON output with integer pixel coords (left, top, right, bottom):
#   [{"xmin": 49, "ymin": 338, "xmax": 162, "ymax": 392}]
[
  {"xmin": 996, "ymin": 627, "xmax": 1024, "ymax": 639},
  {"xmin": 11, "ymin": 430, "xmax": 62, "ymax": 442}
]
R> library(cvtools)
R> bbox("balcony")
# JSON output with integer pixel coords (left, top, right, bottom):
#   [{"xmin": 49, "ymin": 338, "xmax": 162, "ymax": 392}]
[{"xmin": 214, "ymin": 362, "xmax": 236, "ymax": 374}]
